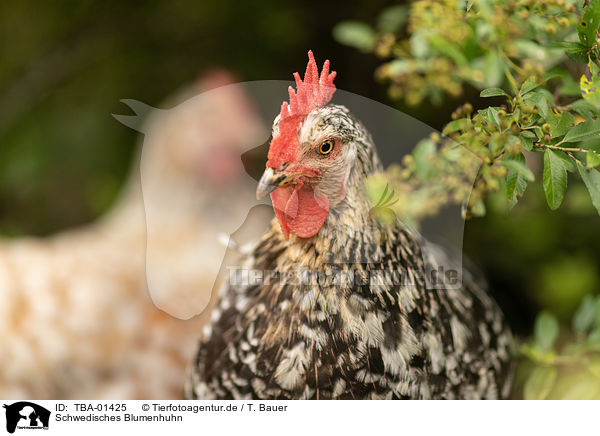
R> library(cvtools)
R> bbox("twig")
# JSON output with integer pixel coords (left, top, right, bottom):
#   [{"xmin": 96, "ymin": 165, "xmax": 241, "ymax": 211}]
[{"xmin": 538, "ymin": 143, "xmax": 600, "ymax": 154}]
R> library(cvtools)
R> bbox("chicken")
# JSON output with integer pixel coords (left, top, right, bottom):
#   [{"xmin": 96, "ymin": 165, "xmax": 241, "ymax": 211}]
[
  {"xmin": 0, "ymin": 71, "xmax": 267, "ymax": 399},
  {"xmin": 187, "ymin": 51, "xmax": 514, "ymax": 400}
]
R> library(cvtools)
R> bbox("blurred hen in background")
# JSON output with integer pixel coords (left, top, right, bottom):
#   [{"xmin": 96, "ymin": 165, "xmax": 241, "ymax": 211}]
[{"xmin": 0, "ymin": 72, "xmax": 268, "ymax": 399}]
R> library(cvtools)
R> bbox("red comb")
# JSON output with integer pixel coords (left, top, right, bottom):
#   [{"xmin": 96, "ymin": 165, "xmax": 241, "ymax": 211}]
[{"xmin": 267, "ymin": 51, "xmax": 337, "ymax": 169}]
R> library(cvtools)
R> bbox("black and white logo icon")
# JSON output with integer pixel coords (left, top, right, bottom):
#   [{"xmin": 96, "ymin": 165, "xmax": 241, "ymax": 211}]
[{"xmin": 3, "ymin": 402, "xmax": 50, "ymax": 434}]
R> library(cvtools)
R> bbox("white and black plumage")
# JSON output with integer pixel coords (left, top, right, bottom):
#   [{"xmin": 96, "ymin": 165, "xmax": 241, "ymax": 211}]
[{"xmin": 187, "ymin": 52, "xmax": 514, "ymax": 400}]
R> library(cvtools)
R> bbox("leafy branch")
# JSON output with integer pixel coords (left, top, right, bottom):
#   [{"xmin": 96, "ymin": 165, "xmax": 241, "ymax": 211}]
[
  {"xmin": 335, "ymin": 0, "xmax": 600, "ymax": 218},
  {"xmin": 336, "ymin": 0, "xmax": 600, "ymax": 400}
]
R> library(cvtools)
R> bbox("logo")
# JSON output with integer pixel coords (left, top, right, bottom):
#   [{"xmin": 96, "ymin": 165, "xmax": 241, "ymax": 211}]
[{"xmin": 3, "ymin": 402, "xmax": 50, "ymax": 434}]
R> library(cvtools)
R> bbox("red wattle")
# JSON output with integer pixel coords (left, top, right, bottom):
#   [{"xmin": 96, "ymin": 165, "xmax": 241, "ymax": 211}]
[
  {"xmin": 271, "ymin": 187, "xmax": 293, "ymax": 239},
  {"xmin": 270, "ymin": 184, "xmax": 329, "ymax": 240}
]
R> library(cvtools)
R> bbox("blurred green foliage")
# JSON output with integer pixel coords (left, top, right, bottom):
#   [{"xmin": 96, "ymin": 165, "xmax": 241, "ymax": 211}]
[
  {"xmin": 0, "ymin": 0, "xmax": 394, "ymax": 235},
  {"xmin": 336, "ymin": 0, "xmax": 600, "ymax": 398},
  {"xmin": 514, "ymin": 295, "xmax": 600, "ymax": 399},
  {"xmin": 336, "ymin": 0, "xmax": 600, "ymax": 219}
]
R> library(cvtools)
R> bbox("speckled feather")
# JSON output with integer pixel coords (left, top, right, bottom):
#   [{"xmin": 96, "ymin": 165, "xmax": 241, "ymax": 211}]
[
  {"xmin": 0, "ymin": 75, "xmax": 264, "ymax": 399},
  {"xmin": 188, "ymin": 104, "xmax": 514, "ymax": 400}
]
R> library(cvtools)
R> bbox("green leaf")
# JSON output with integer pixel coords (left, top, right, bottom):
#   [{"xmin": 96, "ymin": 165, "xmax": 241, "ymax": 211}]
[
  {"xmin": 566, "ymin": 44, "xmax": 591, "ymax": 64},
  {"xmin": 577, "ymin": 162, "xmax": 600, "ymax": 215},
  {"xmin": 514, "ymin": 39, "xmax": 551, "ymax": 62},
  {"xmin": 558, "ymin": 69, "xmax": 585, "ymax": 97},
  {"xmin": 482, "ymin": 50, "xmax": 503, "ymax": 88},
  {"xmin": 429, "ymin": 36, "xmax": 468, "ymax": 67},
  {"xmin": 521, "ymin": 77, "xmax": 542, "ymax": 95},
  {"xmin": 534, "ymin": 311, "xmax": 560, "ymax": 352},
  {"xmin": 573, "ymin": 295, "xmax": 596, "ymax": 333},
  {"xmin": 552, "ymin": 41, "xmax": 586, "ymax": 50},
  {"xmin": 545, "ymin": 109, "xmax": 561, "ymax": 129},
  {"xmin": 442, "ymin": 118, "xmax": 468, "ymax": 135},
  {"xmin": 588, "ymin": 326, "xmax": 600, "ymax": 345},
  {"xmin": 562, "ymin": 120, "xmax": 600, "ymax": 143},
  {"xmin": 470, "ymin": 198, "xmax": 486, "ymax": 216},
  {"xmin": 580, "ymin": 61, "xmax": 600, "ymax": 108},
  {"xmin": 386, "ymin": 59, "xmax": 411, "ymax": 75},
  {"xmin": 480, "ymin": 87, "xmax": 507, "ymax": 98},
  {"xmin": 478, "ymin": 107, "xmax": 500, "ymax": 127},
  {"xmin": 550, "ymin": 112, "xmax": 575, "ymax": 138},
  {"xmin": 543, "ymin": 149, "xmax": 569, "ymax": 210},
  {"xmin": 521, "ymin": 130, "xmax": 536, "ymax": 138},
  {"xmin": 412, "ymin": 139, "xmax": 436, "ymax": 179},
  {"xmin": 521, "ymin": 136, "xmax": 533, "ymax": 152},
  {"xmin": 579, "ymin": 0, "xmax": 600, "ymax": 48},
  {"xmin": 524, "ymin": 366, "xmax": 557, "ymax": 400},
  {"xmin": 588, "ymin": 150, "xmax": 600, "ymax": 167},
  {"xmin": 524, "ymin": 90, "xmax": 551, "ymax": 119},
  {"xmin": 477, "ymin": 108, "xmax": 490, "ymax": 124},
  {"xmin": 570, "ymin": 99, "xmax": 600, "ymax": 119},
  {"xmin": 332, "ymin": 21, "xmax": 377, "ymax": 52},
  {"xmin": 549, "ymin": 370, "xmax": 600, "ymax": 400},
  {"xmin": 548, "ymin": 372, "xmax": 600, "ymax": 399},
  {"xmin": 558, "ymin": 41, "xmax": 592, "ymax": 64},
  {"xmin": 558, "ymin": 150, "xmax": 577, "ymax": 173},
  {"xmin": 501, "ymin": 158, "xmax": 535, "ymax": 182},
  {"xmin": 377, "ymin": 5, "xmax": 408, "ymax": 33},
  {"xmin": 488, "ymin": 106, "xmax": 501, "ymax": 127},
  {"xmin": 410, "ymin": 31, "xmax": 429, "ymax": 58},
  {"xmin": 505, "ymin": 153, "xmax": 530, "ymax": 207}
]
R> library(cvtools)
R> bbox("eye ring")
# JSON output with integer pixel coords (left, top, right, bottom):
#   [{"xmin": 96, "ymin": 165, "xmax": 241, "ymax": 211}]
[{"xmin": 318, "ymin": 139, "xmax": 335, "ymax": 155}]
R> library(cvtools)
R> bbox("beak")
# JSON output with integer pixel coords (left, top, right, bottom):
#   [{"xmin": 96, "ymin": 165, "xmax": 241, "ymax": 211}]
[{"xmin": 256, "ymin": 167, "xmax": 286, "ymax": 200}]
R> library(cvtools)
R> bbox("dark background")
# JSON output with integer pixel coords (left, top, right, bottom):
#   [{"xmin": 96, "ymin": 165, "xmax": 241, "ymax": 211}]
[{"xmin": 1, "ymin": 0, "xmax": 598, "ymax": 335}]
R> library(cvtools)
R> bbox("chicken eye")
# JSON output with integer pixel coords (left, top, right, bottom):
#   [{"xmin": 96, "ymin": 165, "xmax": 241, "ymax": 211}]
[{"xmin": 318, "ymin": 139, "xmax": 334, "ymax": 155}]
